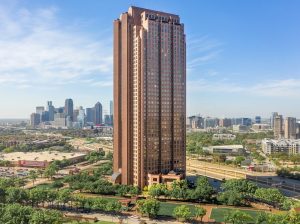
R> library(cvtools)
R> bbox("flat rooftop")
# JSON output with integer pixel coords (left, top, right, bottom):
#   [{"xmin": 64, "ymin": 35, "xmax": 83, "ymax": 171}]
[
  {"xmin": 209, "ymin": 145, "xmax": 244, "ymax": 149},
  {"xmin": 1, "ymin": 151, "xmax": 86, "ymax": 162}
]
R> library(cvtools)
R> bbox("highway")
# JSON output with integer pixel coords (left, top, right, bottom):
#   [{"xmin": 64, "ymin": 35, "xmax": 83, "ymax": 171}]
[{"xmin": 187, "ymin": 159, "xmax": 300, "ymax": 198}]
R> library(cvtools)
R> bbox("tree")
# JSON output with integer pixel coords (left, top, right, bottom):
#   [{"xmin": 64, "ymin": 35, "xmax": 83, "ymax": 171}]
[
  {"xmin": 217, "ymin": 190, "xmax": 244, "ymax": 206},
  {"xmin": 29, "ymin": 209, "xmax": 63, "ymax": 224},
  {"xmin": 5, "ymin": 187, "xmax": 28, "ymax": 204},
  {"xmin": 173, "ymin": 205, "xmax": 192, "ymax": 221},
  {"xmin": 28, "ymin": 188, "xmax": 47, "ymax": 207},
  {"xmin": 288, "ymin": 208, "xmax": 300, "ymax": 224},
  {"xmin": 194, "ymin": 205, "xmax": 207, "ymax": 223},
  {"xmin": 221, "ymin": 179, "xmax": 258, "ymax": 196},
  {"xmin": 234, "ymin": 156, "xmax": 245, "ymax": 166},
  {"xmin": 29, "ymin": 170, "xmax": 38, "ymax": 185},
  {"xmin": 170, "ymin": 180, "xmax": 190, "ymax": 200},
  {"xmin": 85, "ymin": 151, "xmax": 105, "ymax": 164},
  {"xmin": 224, "ymin": 210, "xmax": 253, "ymax": 224},
  {"xmin": 58, "ymin": 189, "xmax": 72, "ymax": 208},
  {"xmin": 254, "ymin": 212, "xmax": 268, "ymax": 224},
  {"xmin": 0, "ymin": 203, "xmax": 33, "ymax": 224},
  {"xmin": 254, "ymin": 188, "xmax": 284, "ymax": 205},
  {"xmin": 44, "ymin": 163, "xmax": 59, "ymax": 180},
  {"xmin": 105, "ymin": 201, "xmax": 122, "ymax": 213},
  {"xmin": 136, "ymin": 198, "xmax": 160, "ymax": 218},
  {"xmin": 191, "ymin": 176, "xmax": 214, "ymax": 202},
  {"xmin": 213, "ymin": 154, "xmax": 227, "ymax": 163},
  {"xmin": 148, "ymin": 183, "xmax": 169, "ymax": 198}
]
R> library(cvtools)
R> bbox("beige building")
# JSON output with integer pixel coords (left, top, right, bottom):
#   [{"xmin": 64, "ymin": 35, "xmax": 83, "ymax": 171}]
[
  {"xmin": 284, "ymin": 117, "xmax": 297, "ymax": 139},
  {"xmin": 274, "ymin": 115, "xmax": 284, "ymax": 139},
  {"xmin": 113, "ymin": 7, "xmax": 186, "ymax": 187},
  {"xmin": 212, "ymin": 134, "xmax": 236, "ymax": 141}
]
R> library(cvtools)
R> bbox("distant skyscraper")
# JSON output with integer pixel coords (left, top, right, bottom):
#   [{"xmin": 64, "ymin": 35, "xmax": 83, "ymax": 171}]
[
  {"xmin": 94, "ymin": 102, "xmax": 103, "ymax": 125},
  {"xmin": 285, "ymin": 117, "xmax": 297, "ymax": 139},
  {"xmin": 73, "ymin": 109, "xmax": 79, "ymax": 122},
  {"xmin": 113, "ymin": 7, "xmax": 186, "ymax": 187},
  {"xmin": 271, "ymin": 112, "xmax": 278, "ymax": 129},
  {"xmin": 77, "ymin": 108, "xmax": 86, "ymax": 128},
  {"xmin": 274, "ymin": 114, "xmax": 284, "ymax": 139},
  {"xmin": 47, "ymin": 101, "xmax": 55, "ymax": 121},
  {"xmin": 86, "ymin": 108, "xmax": 95, "ymax": 123},
  {"xmin": 110, "ymin": 100, "xmax": 113, "ymax": 116},
  {"xmin": 219, "ymin": 118, "xmax": 232, "ymax": 128},
  {"xmin": 36, "ymin": 106, "xmax": 45, "ymax": 115},
  {"xmin": 64, "ymin": 99, "xmax": 74, "ymax": 121},
  {"xmin": 30, "ymin": 113, "xmax": 41, "ymax": 127},
  {"xmin": 255, "ymin": 116, "xmax": 261, "ymax": 124}
]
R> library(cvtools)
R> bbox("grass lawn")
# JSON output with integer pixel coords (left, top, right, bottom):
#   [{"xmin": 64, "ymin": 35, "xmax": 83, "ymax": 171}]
[
  {"xmin": 34, "ymin": 183, "xmax": 56, "ymax": 189},
  {"xmin": 158, "ymin": 202, "xmax": 197, "ymax": 217},
  {"xmin": 65, "ymin": 221, "xmax": 115, "ymax": 224},
  {"xmin": 210, "ymin": 208, "xmax": 262, "ymax": 222}
]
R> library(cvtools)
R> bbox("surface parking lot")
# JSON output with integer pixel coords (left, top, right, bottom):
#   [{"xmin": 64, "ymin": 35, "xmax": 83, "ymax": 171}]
[{"xmin": 0, "ymin": 167, "xmax": 30, "ymax": 178}]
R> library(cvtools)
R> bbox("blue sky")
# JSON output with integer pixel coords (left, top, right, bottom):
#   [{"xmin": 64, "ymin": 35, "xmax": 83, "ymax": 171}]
[{"xmin": 0, "ymin": 0, "xmax": 300, "ymax": 118}]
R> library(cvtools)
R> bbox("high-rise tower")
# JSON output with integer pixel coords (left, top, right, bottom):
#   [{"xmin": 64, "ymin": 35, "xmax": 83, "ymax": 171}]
[
  {"xmin": 94, "ymin": 102, "xmax": 103, "ymax": 125},
  {"xmin": 113, "ymin": 6, "xmax": 186, "ymax": 187},
  {"xmin": 64, "ymin": 99, "xmax": 74, "ymax": 121},
  {"xmin": 284, "ymin": 117, "xmax": 297, "ymax": 139}
]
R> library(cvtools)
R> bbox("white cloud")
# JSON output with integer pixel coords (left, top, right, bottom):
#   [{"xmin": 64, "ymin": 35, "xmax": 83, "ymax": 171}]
[
  {"xmin": 187, "ymin": 35, "xmax": 223, "ymax": 70},
  {"xmin": 188, "ymin": 78, "xmax": 300, "ymax": 97},
  {"xmin": 0, "ymin": 2, "xmax": 112, "ymax": 88}
]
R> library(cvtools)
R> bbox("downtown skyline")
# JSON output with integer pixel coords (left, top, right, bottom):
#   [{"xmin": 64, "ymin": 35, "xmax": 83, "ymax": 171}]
[{"xmin": 0, "ymin": 0, "xmax": 300, "ymax": 118}]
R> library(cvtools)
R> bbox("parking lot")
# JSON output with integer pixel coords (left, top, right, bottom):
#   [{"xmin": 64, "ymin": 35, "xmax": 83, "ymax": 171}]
[{"xmin": 0, "ymin": 167, "xmax": 32, "ymax": 178}]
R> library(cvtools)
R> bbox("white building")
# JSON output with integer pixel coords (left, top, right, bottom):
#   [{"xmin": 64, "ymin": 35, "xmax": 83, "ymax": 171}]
[
  {"xmin": 212, "ymin": 134, "xmax": 236, "ymax": 141},
  {"xmin": 203, "ymin": 145, "xmax": 244, "ymax": 155},
  {"xmin": 261, "ymin": 138, "xmax": 300, "ymax": 155}
]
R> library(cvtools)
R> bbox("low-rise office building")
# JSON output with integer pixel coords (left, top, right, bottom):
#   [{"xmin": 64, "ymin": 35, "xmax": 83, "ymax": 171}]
[
  {"xmin": 203, "ymin": 145, "xmax": 245, "ymax": 155},
  {"xmin": 1, "ymin": 151, "xmax": 86, "ymax": 168}
]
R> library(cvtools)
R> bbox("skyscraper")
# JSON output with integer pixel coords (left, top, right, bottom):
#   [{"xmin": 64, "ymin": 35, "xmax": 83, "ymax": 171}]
[
  {"xmin": 30, "ymin": 113, "xmax": 41, "ymax": 127},
  {"xmin": 274, "ymin": 114, "xmax": 284, "ymax": 139},
  {"xmin": 113, "ymin": 7, "xmax": 186, "ymax": 187},
  {"xmin": 47, "ymin": 101, "xmax": 55, "ymax": 121},
  {"xmin": 271, "ymin": 112, "xmax": 278, "ymax": 129},
  {"xmin": 110, "ymin": 100, "xmax": 113, "ymax": 116},
  {"xmin": 284, "ymin": 117, "xmax": 297, "ymax": 139},
  {"xmin": 94, "ymin": 102, "xmax": 103, "ymax": 125},
  {"xmin": 64, "ymin": 99, "xmax": 74, "ymax": 121},
  {"xmin": 86, "ymin": 108, "xmax": 95, "ymax": 123}
]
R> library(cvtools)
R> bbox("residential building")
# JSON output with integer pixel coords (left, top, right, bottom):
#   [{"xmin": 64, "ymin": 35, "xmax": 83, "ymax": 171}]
[
  {"xmin": 113, "ymin": 6, "xmax": 186, "ymax": 187},
  {"xmin": 262, "ymin": 138, "xmax": 300, "ymax": 155}
]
